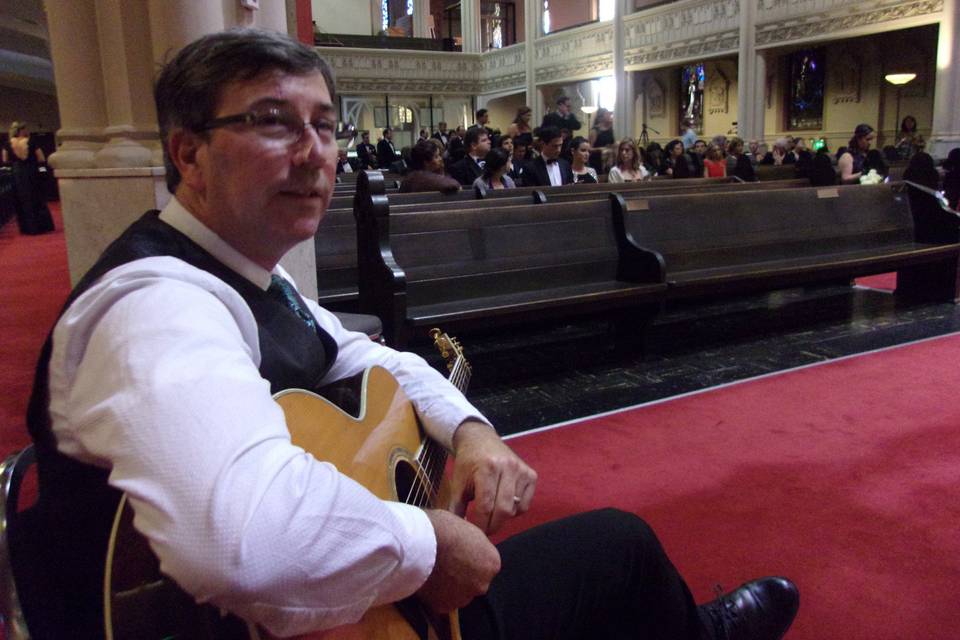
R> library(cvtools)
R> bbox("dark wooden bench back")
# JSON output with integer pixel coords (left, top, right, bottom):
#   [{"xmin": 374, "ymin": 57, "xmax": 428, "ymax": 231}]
[
  {"xmin": 538, "ymin": 178, "xmax": 810, "ymax": 204},
  {"xmin": 616, "ymin": 184, "xmax": 915, "ymax": 273},
  {"xmin": 387, "ymin": 199, "xmax": 620, "ymax": 304},
  {"xmin": 314, "ymin": 207, "xmax": 358, "ymax": 308}
]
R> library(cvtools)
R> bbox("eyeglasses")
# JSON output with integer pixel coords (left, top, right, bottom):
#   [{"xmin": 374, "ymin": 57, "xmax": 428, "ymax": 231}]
[{"xmin": 198, "ymin": 106, "xmax": 335, "ymax": 147}]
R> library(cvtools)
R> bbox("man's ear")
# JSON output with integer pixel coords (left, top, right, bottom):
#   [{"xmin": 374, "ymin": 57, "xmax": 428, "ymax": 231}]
[{"xmin": 168, "ymin": 128, "xmax": 206, "ymax": 193}]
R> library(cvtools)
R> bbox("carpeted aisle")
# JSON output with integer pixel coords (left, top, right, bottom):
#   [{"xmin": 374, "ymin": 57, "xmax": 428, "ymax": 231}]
[
  {"xmin": 498, "ymin": 333, "xmax": 960, "ymax": 640},
  {"xmin": 0, "ymin": 204, "xmax": 70, "ymax": 456}
]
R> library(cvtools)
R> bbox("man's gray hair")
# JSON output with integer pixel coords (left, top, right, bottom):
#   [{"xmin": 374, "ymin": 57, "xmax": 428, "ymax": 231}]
[{"xmin": 155, "ymin": 28, "xmax": 336, "ymax": 193}]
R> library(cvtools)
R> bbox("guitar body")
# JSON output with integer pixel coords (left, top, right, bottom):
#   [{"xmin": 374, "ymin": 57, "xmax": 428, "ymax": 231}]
[{"xmin": 105, "ymin": 365, "xmax": 461, "ymax": 640}]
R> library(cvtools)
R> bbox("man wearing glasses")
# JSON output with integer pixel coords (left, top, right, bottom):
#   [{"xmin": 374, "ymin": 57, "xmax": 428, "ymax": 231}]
[{"xmin": 26, "ymin": 28, "xmax": 799, "ymax": 640}]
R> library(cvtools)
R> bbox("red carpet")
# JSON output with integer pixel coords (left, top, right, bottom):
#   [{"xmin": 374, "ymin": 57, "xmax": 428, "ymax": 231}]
[
  {"xmin": 855, "ymin": 272, "xmax": 897, "ymax": 291},
  {"xmin": 0, "ymin": 204, "xmax": 70, "ymax": 456},
  {"xmin": 499, "ymin": 334, "xmax": 960, "ymax": 640}
]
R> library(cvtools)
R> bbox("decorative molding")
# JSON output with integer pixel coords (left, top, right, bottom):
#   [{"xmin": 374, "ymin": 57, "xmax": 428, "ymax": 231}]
[
  {"xmin": 479, "ymin": 43, "xmax": 526, "ymax": 93},
  {"xmin": 624, "ymin": 0, "xmax": 740, "ymax": 51},
  {"xmin": 756, "ymin": 0, "xmax": 943, "ymax": 46},
  {"xmin": 534, "ymin": 22, "xmax": 615, "ymax": 83},
  {"xmin": 319, "ymin": 47, "xmax": 483, "ymax": 94},
  {"xmin": 623, "ymin": 30, "xmax": 739, "ymax": 67}
]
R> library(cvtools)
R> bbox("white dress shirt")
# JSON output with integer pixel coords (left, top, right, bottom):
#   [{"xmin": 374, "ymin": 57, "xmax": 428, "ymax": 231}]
[
  {"xmin": 46, "ymin": 197, "xmax": 490, "ymax": 636},
  {"xmin": 546, "ymin": 159, "xmax": 562, "ymax": 186}
]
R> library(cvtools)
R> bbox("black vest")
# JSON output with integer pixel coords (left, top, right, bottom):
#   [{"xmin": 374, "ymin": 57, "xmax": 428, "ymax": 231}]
[{"xmin": 22, "ymin": 211, "xmax": 338, "ymax": 639}]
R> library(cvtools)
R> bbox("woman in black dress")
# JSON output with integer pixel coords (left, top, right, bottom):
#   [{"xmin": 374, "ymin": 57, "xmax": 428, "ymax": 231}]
[
  {"xmin": 588, "ymin": 108, "xmax": 615, "ymax": 174},
  {"xmin": 2, "ymin": 122, "xmax": 54, "ymax": 235}
]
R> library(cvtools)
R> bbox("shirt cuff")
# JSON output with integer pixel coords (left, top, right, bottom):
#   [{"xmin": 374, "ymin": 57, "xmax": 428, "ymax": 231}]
[{"xmin": 374, "ymin": 502, "xmax": 437, "ymax": 605}]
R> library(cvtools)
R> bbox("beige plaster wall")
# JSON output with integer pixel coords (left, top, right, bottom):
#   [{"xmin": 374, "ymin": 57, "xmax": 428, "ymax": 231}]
[
  {"xmin": 313, "ymin": 0, "xmax": 374, "ymax": 35},
  {"xmin": 762, "ymin": 25, "xmax": 936, "ymax": 152},
  {"xmin": 485, "ymin": 92, "xmax": 526, "ymax": 134}
]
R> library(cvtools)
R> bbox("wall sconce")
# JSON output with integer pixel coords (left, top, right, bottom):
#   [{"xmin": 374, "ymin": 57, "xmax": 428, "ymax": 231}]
[{"xmin": 884, "ymin": 73, "xmax": 917, "ymax": 85}]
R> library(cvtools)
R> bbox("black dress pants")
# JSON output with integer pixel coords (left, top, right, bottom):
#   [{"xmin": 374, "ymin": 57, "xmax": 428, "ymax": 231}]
[{"xmin": 459, "ymin": 509, "xmax": 705, "ymax": 640}]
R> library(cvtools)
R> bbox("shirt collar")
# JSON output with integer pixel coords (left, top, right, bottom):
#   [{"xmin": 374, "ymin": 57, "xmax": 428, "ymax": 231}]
[{"xmin": 159, "ymin": 197, "xmax": 274, "ymax": 291}]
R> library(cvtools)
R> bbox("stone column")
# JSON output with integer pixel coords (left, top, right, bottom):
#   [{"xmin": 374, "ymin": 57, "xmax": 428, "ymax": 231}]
[
  {"xmin": 45, "ymin": 0, "xmax": 107, "ymax": 170},
  {"xmin": 931, "ymin": 0, "xmax": 960, "ymax": 159},
  {"xmin": 94, "ymin": 0, "xmax": 162, "ymax": 169},
  {"xmin": 147, "ymin": 0, "xmax": 225, "ymax": 69},
  {"xmin": 461, "ymin": 0, "xmax": 482, "ymax": 52},
  {"xmin": 613, "ymin": 0, "xmax": 633, "ymax": 139},
  {"xmin": 753, "ymin": 50, "xmax": 768, "ymax": 143},
  {"xmin": 736, "ymin": 0, "xmax": 760, "ymax": 141},
  {"xmin": 524, "ymin": 0, "xmax": 539, "ymax": 118}
]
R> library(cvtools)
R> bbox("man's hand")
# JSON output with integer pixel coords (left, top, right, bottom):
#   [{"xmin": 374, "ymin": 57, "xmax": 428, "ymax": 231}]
[
  {"xmin": 449, "ymin": 420, "xmax": 538, "ymax": 534},
  {"xmin": 417, "ymin": 509, "xmax": 501, "ymax": 613}
]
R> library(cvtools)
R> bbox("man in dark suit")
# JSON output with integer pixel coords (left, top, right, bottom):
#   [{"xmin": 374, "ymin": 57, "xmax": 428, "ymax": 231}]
[
  {"xmin": 522, "ymin": 126, "xmax": 573, "ymax": 187},
  {"xmin": 449, "ymin": 127, "xmax": 491, "ymax": 186},
  {"xmin": 431, "ymin": 121, "xmax": 450, "ymax": 148},
  {"xmin": 376, "ymin": 128, "xmax": 399, "ymax": 168},
  {"xmin": 469, "ymin": 109, "xmax": 495, "ymax": 140},
  {"xmin": 356, "ymin": 131, "xmax": 377, "ymax": 169},
  {"xmin": 539, "ymin": 96, "xmax": 582, "ymax": 134}
]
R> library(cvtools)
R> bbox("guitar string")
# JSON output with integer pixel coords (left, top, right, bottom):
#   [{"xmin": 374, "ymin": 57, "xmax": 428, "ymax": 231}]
[
  {"xmin": 412, "ymin": 357, "xmax": 463, "ymax": 508},
  {"xmin": 406, "ymin": 357, "xmax": 469, "ymax": 508}
]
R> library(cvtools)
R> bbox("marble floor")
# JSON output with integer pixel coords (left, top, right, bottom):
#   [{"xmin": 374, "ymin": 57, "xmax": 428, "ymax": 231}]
[{"xmin": 411, "ymin": 283, "xmax": 960, "ymax": 437}]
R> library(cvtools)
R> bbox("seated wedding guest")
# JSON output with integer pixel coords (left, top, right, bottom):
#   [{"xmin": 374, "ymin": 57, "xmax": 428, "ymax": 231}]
[
  {"xmin": 645, "ymin": 142, "xmax": 664, "ymax": 175},
  {"xmin": 702, "ymin": 144, "xmax": 726, "ymax": 178},
  {"xmin": 509, "ymin": 136, "xmax": 530, "ymax": 182},
  {"xmin": 794, "ymin": 149, "xmax": 814, "ymax": 181},
  {"xmin": 446, "ymin": 125, "xmax": 467, "ymax": 165},
  {"xmin": 473, "ymin": 147, "xmax": 516, "ymax": 193},
  {"xmin": 661, "ymin": 139, "xmax": 691, "ymax": 178},
  {"xmin": 902, "ymin": 151, "xmax": 940, "ymax": 191},
  {"xmin": 689, "ymin": 139, "xmax": 707, "ymax": 177},
  {"xmin": 521, "ymin": 126, "xmax": 573, "ymax": 187},
  {"xmin": 809, "ymin": 150, "xmax": 839, "ymax": 186},
  {"xmin": 942, "ymin": 148, "xmax": 960, "ymax": 209},
  {"xmin": 356, "ymin": 130, "xmax": 378, "ymax": 169},
  {"xmin": 431, "ymin": 121, "xmax": 451, "ymax": 147},
  {"xmin": 726, "ymin": 137, "xmax": 755, "ymax": 181},
  {"xmin": 838, "ymin": 124, "xmax": 875, "ymax": 183},
  {"xmin": 399, "ymin": 139, "xmax": 461, "ymax": 194},
  {"xmin": 609, "ymin": 138, "xmax": 649, "ymax": 183},
  {"xmin": 746, "ymin": 139, "xmax": 761, "ymax": 165},
  {"xmin": 335, "ymin": 148, "xmax": 356, "ymax": 174},
  {"xmin": 570, "ymin": 136, "xmax": 599, "ymax": 184},
  {"xmin": 450, "ymin": 127, "xmax": 492, "ymax": 186},
  {"xmin": 761, "ymin": 138, "xmax": 791, "ymax": 165}
]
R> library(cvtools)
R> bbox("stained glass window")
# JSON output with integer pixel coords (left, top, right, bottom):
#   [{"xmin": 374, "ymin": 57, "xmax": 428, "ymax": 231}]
[
  {"xmin": 542, "ymin": 1, "xmax": 551, "ymax": 35},
  {"xmin": 787, "ymin": 49, "xmax": 825, "ymax": 130},
  {"xmin": 679, "ymin": 63, "xmax": 706, "ymax": 133},
  {"xmin": 407, "ymin": 0, "xmax": 413, "ymax": 15},
  {"xmin": 492, "ymin": 3, "xmax": 503, "ymax": 49},
  {"xmin": 382, "ymin": 0, "xmax": 390, "ymax": 32}
]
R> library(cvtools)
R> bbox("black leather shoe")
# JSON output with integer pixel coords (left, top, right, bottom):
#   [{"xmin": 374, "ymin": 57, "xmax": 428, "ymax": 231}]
[{"xmin": 699, "ymin": 576, "xmax": 799, "ymax": 640}]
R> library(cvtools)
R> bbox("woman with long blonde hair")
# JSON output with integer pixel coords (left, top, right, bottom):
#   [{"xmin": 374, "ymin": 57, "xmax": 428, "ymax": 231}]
[{"xmin": 608, "ymin": 138, "xmax": 649, "ymax": 182}]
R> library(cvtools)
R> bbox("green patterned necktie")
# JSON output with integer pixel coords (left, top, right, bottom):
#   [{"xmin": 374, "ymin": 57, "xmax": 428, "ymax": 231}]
[{"xmin": 267, "ymin": 274, "xmax": 317, "ymax": 331}]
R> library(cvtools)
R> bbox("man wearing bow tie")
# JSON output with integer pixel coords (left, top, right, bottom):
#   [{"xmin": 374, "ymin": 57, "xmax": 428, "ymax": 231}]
[
  {"xmin": 449, "ymin": 128, "xmax": 491, "ymax": 186},
  {"xmin": 522, "ymin": 126, "xmax": 573, "ymax": 187}
]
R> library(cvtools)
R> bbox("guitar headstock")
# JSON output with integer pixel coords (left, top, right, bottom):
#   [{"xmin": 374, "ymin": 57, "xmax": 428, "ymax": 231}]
[{"xmin": 430, "ymin": 329, "xmax": 471, "ymax": 387}]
